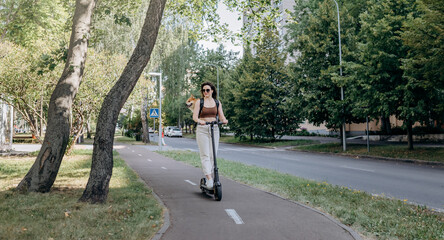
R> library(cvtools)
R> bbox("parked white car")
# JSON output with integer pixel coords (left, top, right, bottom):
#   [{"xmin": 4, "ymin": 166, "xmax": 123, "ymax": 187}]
[
  {"xmin": 168, "ymin": 127, "xmax": 182, "ymax": 137},
  {"xmin": 164, "ymin": 126, "xmax": 174, "ymax": 136}
]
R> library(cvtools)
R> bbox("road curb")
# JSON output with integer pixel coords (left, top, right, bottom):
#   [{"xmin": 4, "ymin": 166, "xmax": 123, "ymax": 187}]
[
  {"xmin": 151, "ymin": 190, "xmax": 170, "ymax": 240},
  {"xmin": 286, "ymin": 148, "xmax": 444, "ymax": 167}
]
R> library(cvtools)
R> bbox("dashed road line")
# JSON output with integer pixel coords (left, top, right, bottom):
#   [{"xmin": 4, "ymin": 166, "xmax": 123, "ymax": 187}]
[
  {"xmin": 184, "ymin": 180, "xmax": 197, "ymax": 186},
  {"xmin": 225, "ymin": 209, "xmax": 244, "ymax": 224},
  {"xmin": 138, "ymin": 154, "xmax": 142, "ymax": 157},
  {"xmin": 341, "ymin": 165, "xmax": 375, "ymax": 173},
  {"xmin": 161, "ymin": 167, "xmax": 167, "ymax": 170},
  {"xmin": 147, "ymin": 159, "xmax": 152, "ymax": 162}
]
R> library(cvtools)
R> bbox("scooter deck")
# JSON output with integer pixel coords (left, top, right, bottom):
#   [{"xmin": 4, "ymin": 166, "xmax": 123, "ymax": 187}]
[{"xmin": 200, "ymin": 178, "xmax": 215, "ymax": 194}]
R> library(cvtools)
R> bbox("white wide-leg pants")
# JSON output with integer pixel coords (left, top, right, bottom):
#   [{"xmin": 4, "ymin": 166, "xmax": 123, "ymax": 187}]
[{"xmin": 196, "ymin": 125, "xmax": 220, "ymax": 176}]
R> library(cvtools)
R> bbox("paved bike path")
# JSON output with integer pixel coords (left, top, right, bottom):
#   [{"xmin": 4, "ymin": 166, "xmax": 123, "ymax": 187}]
[{"xmin": 116, "ymin": 144, "xmax": 361, "ymax": 240}]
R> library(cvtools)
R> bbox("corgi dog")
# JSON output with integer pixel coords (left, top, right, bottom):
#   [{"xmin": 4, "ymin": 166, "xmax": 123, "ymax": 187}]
[{"xmin": 185, "ymin": 94, "xmax": 198, "ymax": 112}]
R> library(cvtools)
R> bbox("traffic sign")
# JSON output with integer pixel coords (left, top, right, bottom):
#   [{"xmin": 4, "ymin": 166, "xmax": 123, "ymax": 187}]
[{"xmin": 149, "ymin": 108, "xmax": 159, "ymax": 118}]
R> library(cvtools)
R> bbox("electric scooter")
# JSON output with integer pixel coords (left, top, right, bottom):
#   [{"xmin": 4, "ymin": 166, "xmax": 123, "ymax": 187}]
[{"xmin": 200, "ymin": 121, "xmax": 223, "ymax": 201}]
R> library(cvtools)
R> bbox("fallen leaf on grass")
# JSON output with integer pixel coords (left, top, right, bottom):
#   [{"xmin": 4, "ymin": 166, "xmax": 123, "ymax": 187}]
[{"xmin": 64, "ymin": 211, "xmax": 71, "ymax": 217}]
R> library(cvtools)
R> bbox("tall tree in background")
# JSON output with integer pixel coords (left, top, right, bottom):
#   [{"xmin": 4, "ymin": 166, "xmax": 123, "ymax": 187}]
[
  {"xmin": 253, "ymin": 29, "xmax": 300, "ymax": 139},
  {"xmin": 400, "ymin": 0, "xmax": 444, "ymax": 149},
  {"xmin": 354, "ymin": 0, "xmax": 416, "ymax": 147},
  {"xmin": 0, "ymin": 41, "xmax": 61, "ymax": 141},
  {"xmin": 0, "ymin": 0, "xmax": 69, "ymax": 47},
  {"xmin": 16, "ymin": 0, "xmax": 97, "ymax": 192},
  {"xmin": 229, "ymin": 48, "xmax": 261, "ymax": 140},
  {"xmin": 229, "ymin": 29, "xmax": 299, "ymax": 140},
  {"xmin": 286, "ymin": 0, "xmax": 359, "ymax": 138}
]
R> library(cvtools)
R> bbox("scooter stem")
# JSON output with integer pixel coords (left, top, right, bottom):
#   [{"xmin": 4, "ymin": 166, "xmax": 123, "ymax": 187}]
[{"xmin": 209, "ymin": 122, "xmax": 219, "ymax": 183}]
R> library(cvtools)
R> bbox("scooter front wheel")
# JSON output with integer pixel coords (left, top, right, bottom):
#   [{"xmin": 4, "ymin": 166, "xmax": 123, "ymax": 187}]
[{"xmin": 214, "ymin": 184, "xmax": 222, "ymax": 201}]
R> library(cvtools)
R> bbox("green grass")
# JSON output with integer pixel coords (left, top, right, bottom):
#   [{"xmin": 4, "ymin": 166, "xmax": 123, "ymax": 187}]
[
  {"xmin": 295, "ymin": 143, "xmax": 444, "ymax": 163},
  {"xmin": 114, "ymin": 135, "xmax": 155, "ymax": 145},
  {"xmin": 0, "ymin": 150, "xmax": 163, "ymax": 240},
  {"xmin": 159, "ymin": 150, "xmax": 444, "ymax": 240}
]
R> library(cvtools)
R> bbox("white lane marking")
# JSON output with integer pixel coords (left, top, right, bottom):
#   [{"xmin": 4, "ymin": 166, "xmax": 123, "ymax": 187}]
[
  {"xmin": 147, "ymin": 159, "xmax": 152, "ymax": 162},
  {"xmin": 138, "ymin": 154, "xmax": 142, "ymax": 157},
  {"xmin": 341, "ymin": 165, "xmax": 375, "ymax": 173},
  {"xmin": 225, "ymin": 209, "xmax": 244, "ymax": 225},
  {"xmin": 161, "ymin": 167, "xmax": 167, "ymax": 170},
  {"xmin": 131, "ymin": 150, "xmax": 135, "ymax": 153},
  {"xmin": 184, "ymin": 180, "xmax": 197, "ymax": 186}
]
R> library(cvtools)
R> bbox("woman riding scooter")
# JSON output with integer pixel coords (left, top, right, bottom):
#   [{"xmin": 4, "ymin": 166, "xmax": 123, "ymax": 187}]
[{"xmin": 193, "ymin": 82, "xmax": 228, "ymax": 189}]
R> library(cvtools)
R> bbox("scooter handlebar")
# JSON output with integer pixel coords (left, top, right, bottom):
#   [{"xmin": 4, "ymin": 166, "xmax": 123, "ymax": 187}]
[{"xmin": 205, "ymin": 121, "xmax": 225, "ymax": 125}]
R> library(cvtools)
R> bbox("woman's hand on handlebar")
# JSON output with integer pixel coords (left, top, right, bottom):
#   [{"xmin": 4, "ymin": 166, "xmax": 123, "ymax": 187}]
[{"xmin": 221, "ymin": 119, "xmax": 228, "ymax": 124}]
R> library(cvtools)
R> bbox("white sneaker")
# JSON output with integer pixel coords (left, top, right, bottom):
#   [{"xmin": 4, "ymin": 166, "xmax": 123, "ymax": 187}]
[{"xmin": 206, "ymin": 178, "xmax": 214, "ymax": 188}]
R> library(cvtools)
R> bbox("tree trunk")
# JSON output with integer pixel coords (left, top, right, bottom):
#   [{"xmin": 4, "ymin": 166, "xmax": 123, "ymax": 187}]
[
  {"xmin": 16, "ymin": 0, "xmax": 96, "ymax": 193},
  {"xmin": 381, "ymin": 116, "xmax": 391, "ymax": 134},
  {"xmin": 407, "ymin": 121, "xmax": 414, "ymax": 150},
  {"xmin": 79, "ymin": 0, "xmax": 167, "ymax": 204},
  {"xmin": 86, "ymin": 116, "xmax": 92, "ymax": 139},
  {"xmin": 141, "ymin": 88, "xmax": 150, "ymax": 143}
]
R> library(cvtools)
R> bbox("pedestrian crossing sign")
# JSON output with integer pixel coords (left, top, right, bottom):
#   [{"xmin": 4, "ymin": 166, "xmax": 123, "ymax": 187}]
[{"xmin": 149, "ymin": 108, "xmax": 159, "ymax": 118}]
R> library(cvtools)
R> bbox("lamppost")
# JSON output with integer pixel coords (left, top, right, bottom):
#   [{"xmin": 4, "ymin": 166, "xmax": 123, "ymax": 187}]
[
  {"xmin": 331, "ymin": 0, "xmax": 347, "ymax": 151},
  {"xmin": 204, "ymin": 63, "xmax": 220, "ymax": 100},
  {"xmin": 148, "ymin": 72, "xmax": 162, "ymax": 151}
]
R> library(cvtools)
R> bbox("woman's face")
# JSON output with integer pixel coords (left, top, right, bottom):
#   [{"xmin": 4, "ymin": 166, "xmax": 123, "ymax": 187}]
[{"xmin": 202, "ymin": 85, "xmax": 212, "ymax": 98}]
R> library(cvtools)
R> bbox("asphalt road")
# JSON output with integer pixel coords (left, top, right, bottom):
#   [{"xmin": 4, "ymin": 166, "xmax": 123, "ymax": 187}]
[
  {"xmin": 153, "ymin": 134, "xmax": 444, "ymax": 212},
  {"xmin": 116, "ymin": 144, "xmax": 359, "ymax": 240}
]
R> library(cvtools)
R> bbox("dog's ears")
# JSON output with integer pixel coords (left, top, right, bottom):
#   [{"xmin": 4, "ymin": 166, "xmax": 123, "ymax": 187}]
[{"xmin": 190, "ymin": 94, "xmax": 194, "ymax": 98}]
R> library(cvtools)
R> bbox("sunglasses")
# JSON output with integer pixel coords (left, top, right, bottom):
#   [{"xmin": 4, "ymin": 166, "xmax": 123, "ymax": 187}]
[{"xmin": 201, "ymin": 89, "xmax": 211, "ymax": 93}]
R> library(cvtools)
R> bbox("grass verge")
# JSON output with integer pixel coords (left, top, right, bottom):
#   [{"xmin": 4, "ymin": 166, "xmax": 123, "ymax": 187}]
[
  {"xmin": 295, "ymin": 143, "xmax": 444, "ymax": 163},
  {"xmin": 0, "ymin": 150, "xmax": 163, "ymax": 240},
  {"xmin": 114, "ymin": 135, "xmax": 156, "ymax": 145},
  {"xmin": 159, "ymin": 150, "xmax": 444, "ymax": 240}
]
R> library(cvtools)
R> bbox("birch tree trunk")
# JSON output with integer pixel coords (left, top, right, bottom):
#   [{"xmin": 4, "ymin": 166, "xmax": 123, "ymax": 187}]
[
  {"xmin": 16, "ymin": 0, "xmax": 96, "ymax": 192},
  {"xmin": 79, "ymin": 0, "xmax": 167, "ymax": 203}
]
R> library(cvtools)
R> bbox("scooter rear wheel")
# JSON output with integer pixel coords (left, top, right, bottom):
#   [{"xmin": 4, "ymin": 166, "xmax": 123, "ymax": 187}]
[{"xmin": 214, "ymin": 184, "xmax": 222, "ymax": 201}]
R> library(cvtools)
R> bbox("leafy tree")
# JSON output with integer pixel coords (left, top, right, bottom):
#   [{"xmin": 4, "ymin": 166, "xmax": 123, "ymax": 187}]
[
  {"xmin": 399, "ymin": 0, "xmax": 444, "ymax": 149},
  {"xmin": 229, "ymin": 29, "xmax": 300, "ymax": 140},
  {"xmin": 228, "ymin": 48, "xmax": 261, "ymax": 140},
  {"xmin": 0, "ymin": 41, "xmax": 60, "ymax": 140},
  {"xmin": 17, "ymin": 0, "xmax": 97, "ymax": 193},
  {"xmin": 0, "ymin": 0, "xmax": 69, "ymax": 47},
  {"xmin": 285, "ymin": 0, "xmax": 360, "ymax": 139},
  {"xmin": 66, "ymin": 50, "xmax": 128, "ymax": 154},
  {"xmin": 350, "ymin": 0, "xmax": 417, "ymax": 148}
]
